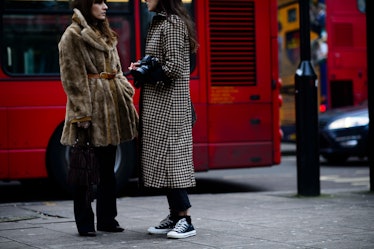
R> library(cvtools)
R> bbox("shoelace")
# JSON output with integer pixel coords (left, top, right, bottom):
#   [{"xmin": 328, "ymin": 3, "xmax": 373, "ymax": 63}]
[
  {"xmin": 172, "ymin": 219, "xmax": 189, "ymax": 232},
  {"xmin": 156, "ymin": 216, "xmax": 173, "ymax": 228}
]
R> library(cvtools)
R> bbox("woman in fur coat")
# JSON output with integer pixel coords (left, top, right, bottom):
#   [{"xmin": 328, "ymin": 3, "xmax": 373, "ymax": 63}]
[
  {"xmin": 128, "ymin": 0, "xmax": 198, "ymax": 239},
  {"xmin": 58, "ymin": 0, "xmax": 138, "ymax": 237}
]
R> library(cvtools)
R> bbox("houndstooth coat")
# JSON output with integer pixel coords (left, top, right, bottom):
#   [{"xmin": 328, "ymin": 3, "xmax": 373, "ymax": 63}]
[{"xmin": 139, "ymin": 12, "xmax": 196, "ymax": 188}]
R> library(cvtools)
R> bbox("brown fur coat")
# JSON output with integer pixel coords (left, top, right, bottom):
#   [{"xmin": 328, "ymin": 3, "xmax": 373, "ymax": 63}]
[{"xmin": 58, "ymin": 9, "xmax": 138, "ymax": 146}]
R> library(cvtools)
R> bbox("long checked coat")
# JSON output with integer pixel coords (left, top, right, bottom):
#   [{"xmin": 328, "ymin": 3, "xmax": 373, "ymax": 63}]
[
  {"xmin": 139, "ymin": 12, "xmax": 196, "ymax": 188},
  {"xmin": 58, "ymin": 9, "xmax": 138, "ymax": 147}
]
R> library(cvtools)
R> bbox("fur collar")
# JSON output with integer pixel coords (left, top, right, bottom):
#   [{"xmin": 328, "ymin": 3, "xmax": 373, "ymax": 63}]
[{"xmin": 72, "ymin": 8, "xmax": 116, "ymax": 52}]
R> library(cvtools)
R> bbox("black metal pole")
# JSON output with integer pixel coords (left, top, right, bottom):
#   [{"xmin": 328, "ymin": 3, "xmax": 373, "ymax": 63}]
[
  {"xmin": 366, "ymin": 0, "xmax": 374, "ymax": 192},
  {"xmin": 295, "ymin": 0, "xmax": 320, "ymax": 196}
]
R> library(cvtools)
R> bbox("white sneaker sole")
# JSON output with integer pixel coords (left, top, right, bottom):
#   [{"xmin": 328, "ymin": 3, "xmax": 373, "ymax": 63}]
[
  {"xmin": 147, "ymin": 227, "xmax": 172, "ymax": 234},
  {"xmin": 167, "ymin": 230, "xmax": 196, "ymax": 239}
]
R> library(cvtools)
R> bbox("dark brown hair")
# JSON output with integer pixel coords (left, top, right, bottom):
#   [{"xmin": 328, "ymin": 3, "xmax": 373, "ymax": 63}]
[
  {"xmin": 156, "ymin": 0, "xmax": 199, "ymax": 53},
  {"xmin": 71, "ymin": 0, "xmax": 118, "ymax": 44}
]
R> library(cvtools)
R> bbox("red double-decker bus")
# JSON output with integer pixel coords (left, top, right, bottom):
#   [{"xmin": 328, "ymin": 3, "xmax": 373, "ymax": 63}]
[
  {"xmin": 0, "ymin": 0, "xmax": 281, "ymax": 194},
  {"xmin": 325, "ymin": 0, "xmax": 367, "ymax": 109}
]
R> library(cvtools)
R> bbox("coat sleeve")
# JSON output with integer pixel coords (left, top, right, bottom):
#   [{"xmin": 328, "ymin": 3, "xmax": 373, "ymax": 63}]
[
  {"xmin": 161, "ymin": 17, "xmax": 186, "ymax": 80},
  {"xmin": 58, "ymin": 27, "xmax": 92, "ymax": 122}
]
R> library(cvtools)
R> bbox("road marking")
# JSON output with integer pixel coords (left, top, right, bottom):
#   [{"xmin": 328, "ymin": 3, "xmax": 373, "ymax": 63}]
[{"xmin": 320, "ymin": 175, "xmax": 369, "ymax": 187}]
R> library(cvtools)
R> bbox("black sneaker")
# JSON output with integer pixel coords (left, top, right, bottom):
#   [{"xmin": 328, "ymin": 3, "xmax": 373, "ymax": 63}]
[
  {"xmin": 147, "ymin": 215, "xmax": 175, "ymax": 234},
  {"xmin": 167, "ymin": 218, "xmax": 196, "ymax": 239}
]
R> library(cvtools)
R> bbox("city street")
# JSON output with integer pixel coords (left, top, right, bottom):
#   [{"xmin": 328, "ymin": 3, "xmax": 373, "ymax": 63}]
[
  {"xmin": 0, "ymin": 144, "xmax": 373, "ymax": 249},
  {"xmin": 0, "ymin": 143, "xmax": 370, "ymax": 203}
]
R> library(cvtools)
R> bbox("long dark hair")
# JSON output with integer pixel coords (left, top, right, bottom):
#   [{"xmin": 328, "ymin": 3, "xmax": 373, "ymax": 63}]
[
  {"xmin": 71, "ymin": 0, "xmax": 117, "ymax": 44},
  {"xmin": 156, "ymin": 0, "xmax": 199, "ymax": 53}
]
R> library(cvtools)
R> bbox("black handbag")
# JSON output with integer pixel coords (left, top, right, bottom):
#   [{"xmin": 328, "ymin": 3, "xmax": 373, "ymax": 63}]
[{"xmin": 67, "ymin": 128, "xmax": 100, "ymax": 203}]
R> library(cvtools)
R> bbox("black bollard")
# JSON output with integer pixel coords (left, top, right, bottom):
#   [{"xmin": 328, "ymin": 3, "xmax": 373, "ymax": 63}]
[{"xmin": 295, "ymin": 0, "xmax": 320, "ymax": 196}]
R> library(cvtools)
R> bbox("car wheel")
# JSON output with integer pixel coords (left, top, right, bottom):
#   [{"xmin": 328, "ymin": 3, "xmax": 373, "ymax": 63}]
[{"xmin": 46, "ymin": 123, "xmax": 137, "ymax": 197}]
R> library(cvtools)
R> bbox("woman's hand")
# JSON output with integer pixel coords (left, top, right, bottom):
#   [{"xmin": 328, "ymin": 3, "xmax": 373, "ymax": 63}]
[
  {"xmin": 128, "ymin": 61, "xmax": 140, "ymax": 71},
  {"xmin": 77, "ymin": 121, "xmax": 91, "ymax": 129}
]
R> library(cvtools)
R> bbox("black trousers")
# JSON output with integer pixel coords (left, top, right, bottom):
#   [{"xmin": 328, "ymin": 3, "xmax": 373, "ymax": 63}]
[
  {"xmin": 73, "ymin": 145, "xmax": 118, "ymax": 232},
  {"xmin": 166, "ymin": 188, "xmax": 192, "ymax": 213}
]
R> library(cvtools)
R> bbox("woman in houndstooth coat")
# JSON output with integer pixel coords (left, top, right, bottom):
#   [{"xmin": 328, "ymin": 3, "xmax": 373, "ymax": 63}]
[{"xmin": 129, "ymin": 0, "xmax": 198, "ymax": 239}]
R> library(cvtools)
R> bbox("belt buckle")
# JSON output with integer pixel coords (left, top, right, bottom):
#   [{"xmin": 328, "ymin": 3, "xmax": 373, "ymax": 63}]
[{"xmin": 99, "ymin": 72, "xmax": 107, "ymax": 79}]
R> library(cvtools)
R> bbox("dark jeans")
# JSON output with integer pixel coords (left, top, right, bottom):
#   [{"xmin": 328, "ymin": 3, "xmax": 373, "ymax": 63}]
[
  {"xmin": 73, "ymin": 145, "xmax": 118, "ymax": 232},
  {"xmin": 166, "ymin": 188, "xmax": 192, "ymax": 213}
]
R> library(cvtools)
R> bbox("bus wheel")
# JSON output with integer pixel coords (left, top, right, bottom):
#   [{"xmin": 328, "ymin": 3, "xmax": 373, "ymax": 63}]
[
  {"xmin": 46, "ymin": 124, "xmax": 137, "ymax": 197},
  {"xmin": 45, "ymin": 124, "xmax": 71, "ymax": 196}
]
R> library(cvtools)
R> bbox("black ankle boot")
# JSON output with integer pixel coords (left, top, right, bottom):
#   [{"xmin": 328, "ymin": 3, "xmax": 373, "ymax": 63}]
[
  {"xmin": 79, "ymin": 230, "xmax": 96, "ymax": 237},
  {"xmin": 97, "ymin": 220, "xmax": 124, "ymax": 232}
]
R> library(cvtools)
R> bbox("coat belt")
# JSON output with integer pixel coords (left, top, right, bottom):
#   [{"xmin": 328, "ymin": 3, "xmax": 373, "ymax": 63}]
[{"xmin": 87, "ymin": 72, "xmax": 117, "ymax": 79}]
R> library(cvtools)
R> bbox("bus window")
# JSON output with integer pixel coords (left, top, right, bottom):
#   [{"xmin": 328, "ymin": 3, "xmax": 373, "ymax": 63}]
[
  {"xmin": 1, "ymin": 0, "xmax": 133, "ymax": 76},
  {"xmin": 2, "ymin": 14, "xmax": 70, "ymax": 75},
  {"xmin": 3, "ymin": 0, "xmax": 131, "ymax": 11},
  {"xmin": 357, "ymin": 0, "xmax": 366, "ymax": 13},
  {"xmin": 287, "ymin": 7, "xmax": 297, "ymax": 23}
]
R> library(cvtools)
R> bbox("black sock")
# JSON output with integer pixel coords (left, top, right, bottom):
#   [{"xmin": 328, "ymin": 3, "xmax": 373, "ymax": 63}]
[
  {"xmin": 169, "ymin": 212, "xmax": 179, "ymax": 223},
  {"xmin": 178, "ymin": 215, "xmax": 191, "ymax": 224},
  {"xmin": 186, "ymin": 216, "xmax": 192, "ymax": 224}
]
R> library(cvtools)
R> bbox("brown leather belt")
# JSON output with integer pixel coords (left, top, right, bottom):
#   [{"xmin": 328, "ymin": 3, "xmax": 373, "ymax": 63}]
[{"xmin": 87, "ymin": 72, "xmax": 117, "ymax": 79}]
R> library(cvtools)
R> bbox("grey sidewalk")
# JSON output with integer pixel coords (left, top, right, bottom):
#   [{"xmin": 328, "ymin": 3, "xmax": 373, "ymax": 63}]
[
  {"xmin": 1, "ymin": 143, "xmax": 373, "ymax": 249},
  {"xmin": 0, "ymin": 188, "xmax": 373, "ymax": 249}
]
